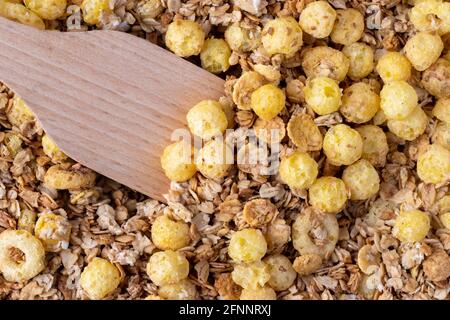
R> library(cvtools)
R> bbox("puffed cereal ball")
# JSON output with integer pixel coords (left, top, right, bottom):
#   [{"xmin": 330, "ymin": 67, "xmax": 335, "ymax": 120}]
[
  {"xmin": 165, "ymin": 19, "xmax": 205, "ymax": 57},
  {"xmin": 42, "ymin": 134, "xmax": 67, "ymax": 163},
  {"xmin": 0, "ymin": 230, "xmax": 45, "ymax": 282},
  {"xmin": 342, "ymin": 159, "xmax": 380, "ymax": 200},
  {"xmin": 340, "ymin": 82, "xmax": 380, "ymax": 123},
  {"xmin": 232, "ymin": 71, "xmax": 266, "ymax": 110},
  {"xmin": 404, "ymin": 32, "xmax": 444, "ymax": 71},
  {"xmin": 158, "ymin": 279, "xmax": 198, "ymax": 300},
  {"xmin": 433, "ymin": 121, "xmax": 450, "ymax": 150},
  {"xmin": 135, "ymin": 0, "xmax": 163, "ymax": 20},
  {"xmin": 433, "ymin": 97, "xmax": 450, "ymax": 124},
  {"xmin": 80, "ymin": 257, "xmax": 121, "ymax": 300},
  {"xmin": 24, "ymin": 0, "xmax": 66, "ymax": 20},
  {"xmin": 80, "ymin": 0, "xmax": 112, "ymax": 25},
  {"xmin": 330, "ymin": 8, "xmax": 365, "ymax": 45},
  {"xmin": 231, "ymin": 261, "xmax": 270, "ymax": 289},
  {"xmin": 261, "ymin": 17, "xmax": 303, "ymax": 57},
  {"xmin": 251, "ymin": 84, "xmax": 285, "ymax": 121},
  {"xmin": 393, "ymin": 210, "xmax": 430, "ymax": 243},
  {"xmin": 342, "ymin": 43, "xmax": 374, "ymax": 80},
  {"xmin": 376, "ymin": 52, "xmax": 412, "ymax": 83},
  {"xmin": 240, "ymin": 286, "xmax": 276, "ymax": 300},
  {"xmin": 186, "ymin": 100, "xmax": 228, "ymax": 140},
  {"xmin": 146, "ymin": 250, "xmax": 189, "ymax": 286},
  {"xmin": 44, "ymin": 165, "xmax": 96, "ymax": 189},
  {"xmin": 301, "ymin": 46, "xmax": 350, "ymax": 82},
  {"xmin": 387, "ymin": 107, "xmax": 428, "ymax": 141},
  {"xmin": 228, "ymin": 228, "xmax": 267, "ymax": 263},
  {"xmin": 304, "ymin": 77, "xmax": 342, "ymax": 116},
  {"xmin": 380, "ymin": 81, "xmax": 418, "ymax": 120},
  {"xmin": 410, "ymin": 0, "xmax": 450, "ymax": 35},
  {"xmin": 0, "ymin": 0, "xmax": 45, "ymax": 29},
  {"xmin": 263, "ymin": 254, "xmax": 297, "ymax": 291},
  {"xmin": 323, "ymin": 124, "xmax": 363, "ymax": 166},
  {"xmin": 309, "ymin": 177, "xmax": 348, "ymax": 214},
  {"xmin": 151, "ymin": 215, "xmax": 190, "ymax": 251},
  {"xmin": 160, "ymin": 141, "xmax": 197, "ymax": 182},
  {"xmin": 279, "ymin": 151, "xmax": 318, "ymax": 190},
  {"xmin": 421, "ymin": 58, "xmax": 450, "ymax": 98},
  {"xmin": 417, "ymin": 144, "xmax": 450, "ymax": 184},
  {"xmin": 224, "ymin": 24, "xmax": 260, "ymax": 52},
  {"xmin": 7, "ymin": 96, "xmax": 35, "ymax": 128},
  {"xmin": 34, "ymin": 212, "xmax": 71, "ymax": 252},
  {"xmin": 440, "ymin": 212, "xmax": 450, "ymax": 230},
  {"xmin": 355, "ymin": 125, "xmax": 388, "ymax": 167},
  {"xmin": 292, "ymin": 208, "xmax": 339, "ymax": 257},
  {"xmin": 200, "ymin": 38, "xmax": 231, "ymax": 74},
  {"xmin": 299, "ymin": 1, "xmax": 336, "ymax": 39},
  {"xmin": 196, "ymin": 139, "xmax": 232, "ymax": 180}
]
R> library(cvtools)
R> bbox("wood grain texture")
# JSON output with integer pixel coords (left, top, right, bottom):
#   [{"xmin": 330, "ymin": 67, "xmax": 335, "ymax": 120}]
[{"xmin": 0, "ymin": 17, "xmax": 225, "ymax": 202}]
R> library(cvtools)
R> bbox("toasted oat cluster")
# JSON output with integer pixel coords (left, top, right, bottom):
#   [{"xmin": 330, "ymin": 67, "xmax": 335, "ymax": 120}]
[{"xmin": 0, "ymin": 0, "xmax": 449, "ymax": 301}]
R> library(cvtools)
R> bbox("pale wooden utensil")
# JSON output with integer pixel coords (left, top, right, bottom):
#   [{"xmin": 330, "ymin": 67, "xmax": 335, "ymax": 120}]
[{"xmin": 0, "ymin": 17, "xmax": 225, "ymax": 202}]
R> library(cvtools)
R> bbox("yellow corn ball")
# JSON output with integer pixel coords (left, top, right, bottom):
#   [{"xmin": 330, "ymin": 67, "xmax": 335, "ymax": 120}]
[
  {"xmin": 34, "ymin": 212, "xmax": 71, "ymax": 252},
  {"xmin": 410, "ymin": 0, "xmax": 450, "ymax": 35},
  {"xmin": 292, "ymin": 207, "xmax": 339, "ymax": 257},
  {"xmin": 299, "ymin": 1, "xmax": 336, "ymax": 39},
  {"xmin": 80, "ymin": 257, "xmax": 121, "ymax": 300},
  {"xmin": 165, "ymin": 19, "xmax": 205, "ymax": 57},
  {"xmin": 304, "ymin": 77, "xmax": 342, "ymax": 116},
  {"xmin": 3, "ymin": 132, "xmax": 22, "ymax": 157},
  {"xmin": 200, "ymin": 38, "xmax": 231, "ymax": 74},
  {"xmin": 330, "ymin": 8, "xmax": 365, "ymax": 45},
  {"xmin": 433, "ymin": 121, "xmax": 450, "ymax": 150},
  {"xmin": 228, "ymin": 228, "xmax": 267, "ymax": 263},
  {"xmin": 0, "ymin": 230, "xmax": 45, "ymax": 282},
  {"xmin": 231, "ymin": 261, "xmax": 270, "ymax": 289},
  {"xmin": 18, "ymin": 209, "xmax": 37, "ymax": 234},
  {"xmin": 240, "ymin": 286, "xmax": 276, "ymax": 300},
  {"xmin": 0, "ymin": 0, "xmax": 45, "ymax": 29},
  {"xmin": 376, "ymin": 51, "xmax": 412, "ymax": 83},
  {"xmin": 242, "ymin": 198, "xmax": 278, "ymax": 228},
  {"xmin": 433, "ymin": 97, "xmax": 450, "ymax": 124},
  {"xmin": 24, "ymin": 0, "xmax": 66, "ymax": 20},
  {"xmin": 421, "ymin": 58, "xmax": 450, "ymax": 98},
  {"xmin": 323, "ymin": 124, "xmax": 363, "ymax": 166},
  {"xmin": 355, "ymin": 125, "xmax": 388, "ymax": 167},
  {"xmin": 437, "ymin": 195, "xmax": 450, "ymax": 214},
  {"xmin": 261, "ymin": 17, "xmax": 303, "ymax": 57},
  {"xmin": 393, "ymin": 210, "xmax": 430, "ymax": 243},
  {"xmin": 135, "ymin": 0, "xmax": 163, "ymax": 20},
  {"xmin": 417, "ymin": 144, "xmax": 450, "ymax": 184},
  {"xmin": 251, "ymin": 84, "xmax": 285, "ymax": 121},
  {"xmin": 342, "ymin": 43, "xmax": 374, "ymax": 80},
  {"xmin": 287, "ymin": 114, "xmax": 323, "ymax": 151},
  {"xmin": 440, "ymin": 212, "xmax": 450, "ymax": 229},
  {"xmin": 263, "ymin": 254, "xmax": 296, "ymax": 291},
  {"xmin": 232, "ymin": 71, "xmax": 266, "ymax": 111},
  {"xmin": 160, "ymin": 141, "xmax": 197, "ymax": 182},
  {"xmin": 158, "ymin": 279, "xmax": 198, "ymax": 300},
  {"xmin": 301, "ymin": 46, "xmax": 349, "ymax": 82},
  {"xmin": 340, "ymin": 82, "xmax": 380, "ymax": 124},
  {"xmin": 373, "ymin": 109, "xmax": 387, "ymax": 126},
  {"xmin": 309, "ymin": 177, "xmax": 348, "ymax": 214},
  {"xmin": 186, "ymin": 100, "xmax": 228, "ymax": 140},
  {"xmin": 80, "ymin": 0, "xmax": 111, "ymax": 25},
  {"xmin": 380, "ymin": 81, "xmax": 418, "ymax": 120},
  {"xmin": 279, "ymin": 151, "xmax": 318, "ymax": 190},
  {"xmin": 196, "ymin": 139, "xmax": 232, "ymax": 180},
  {"xmin": 151, "ymin": 215, "xmax": 190, "ymax": 251},
  {"xmin": 44, "ymin": 165, "xmax": 96, "ymax": 190},
  {"xmin": 224, "ymin": 24, "xmax": 260, "ymax": 52},
  {"xmin": 42, "ymin": 134, "xmax": 68, "ymax": 163},
  {"xmin": 342, "ymin": 159, "xmax": 380, "ymax": 200},
  {"xmin": 404, "ymin": 32, "xmax": 444, "ymax": 71},
  {"xmin": 387, "ymin": 106, "xmax": 428, "ymax": 141},
  {"xmin": 7, "ymin": 96, "xmax": 35, "ymax": 128},
  {"xmin": 146, "ymin": 250, "xmax": 189, "ymax": 286},
  {"xmin": 253, "ymin": 117, "xmax": 286, "ymax": 145}
]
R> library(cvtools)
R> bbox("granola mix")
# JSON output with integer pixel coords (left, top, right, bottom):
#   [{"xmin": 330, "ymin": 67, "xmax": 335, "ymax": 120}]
[{"xmin": 0, "ymin": 0, "xmax": 449, "ymax": 300}]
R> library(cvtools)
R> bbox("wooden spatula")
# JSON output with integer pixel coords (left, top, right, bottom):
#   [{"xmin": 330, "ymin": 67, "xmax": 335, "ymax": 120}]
[{"xmin": 0, "ymin": 17, "xmax": 225, "ymax": 202}]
